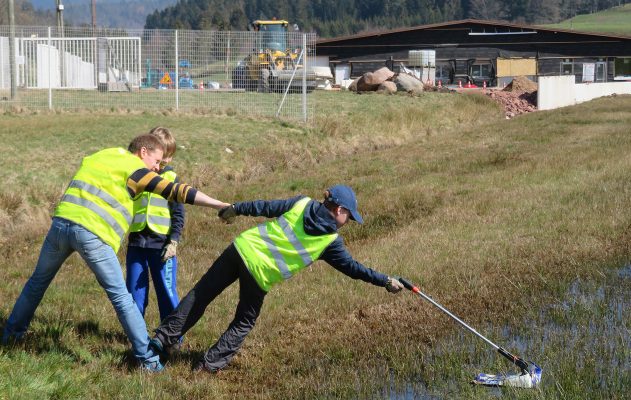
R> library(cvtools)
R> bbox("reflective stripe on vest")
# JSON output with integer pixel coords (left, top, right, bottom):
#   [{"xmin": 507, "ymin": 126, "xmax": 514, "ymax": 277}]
[
  {"xmin": 234, "ymin": 197, "xmax": 338, "ymax": 292},
  {"xmin": 277, "ymin": 215, "xmax": 313, "ymax": 266},
  {"xmin": 256, "ymin": 214, "xmax": 315, "ymax": 280},
  {"xmin": 67, "ymin": 179, "xmax": 132, "ymax": 223},
  {"xmin": 129, "ymin": 169, "xmax": 176, "ymax": 235},
  {"xmin": 54, "ymin": 147, "xmax": 146, "ymax": 252},
  {"xmin": 59, "ymin": 193, "xmax": 127, "ymax": 240}
]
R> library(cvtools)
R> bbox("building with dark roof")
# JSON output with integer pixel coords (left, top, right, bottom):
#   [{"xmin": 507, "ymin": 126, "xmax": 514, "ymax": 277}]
[{"xmin": 316, "ymin": 19, "xmax": 631, "ymax": 87}]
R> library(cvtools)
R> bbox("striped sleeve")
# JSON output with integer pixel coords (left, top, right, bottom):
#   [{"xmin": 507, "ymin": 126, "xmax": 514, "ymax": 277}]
[{"xmin": 127, "ymin": 168, "xmax": 198, "ymax": 204}]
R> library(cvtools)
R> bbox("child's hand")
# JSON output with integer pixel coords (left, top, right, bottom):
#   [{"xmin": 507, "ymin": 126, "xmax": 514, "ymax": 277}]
[
  {"xmin": 385, "ymin": 277, "xmax": 404, "ymax": 293},
  {"xmin": 161, "ymin": 240, "xmax": 178, "ymax": 262},
  {"xmin": 218, "ymin": 205, "xmax": 237, "ymax": 224}
]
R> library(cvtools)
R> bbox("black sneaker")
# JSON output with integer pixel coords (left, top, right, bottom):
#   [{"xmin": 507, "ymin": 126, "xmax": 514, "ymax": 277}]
[
  {"xmin": 165, "ymin": 341, "xmax": 182, "ymax": 358},
  {"xmin": 148, "ymin": 337, "xmax": 165, "ymax": 358},
  {"xmin": 192, "ymin": 360, "xmax": 220, "ymax": 374}
]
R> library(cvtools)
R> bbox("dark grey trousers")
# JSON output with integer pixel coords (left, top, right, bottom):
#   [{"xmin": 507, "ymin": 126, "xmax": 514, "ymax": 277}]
[{"xmin": 154, "ymin": 243, "xmax": 266, "ymax": 371}]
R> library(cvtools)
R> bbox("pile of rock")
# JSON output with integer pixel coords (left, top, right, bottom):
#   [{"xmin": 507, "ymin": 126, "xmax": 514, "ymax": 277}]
[
  {"xmin": 348, "ymin": 67, "xmax": 427, "ymax": 94},
  {"xmin": 347, "ymin": 67, "xmax": 537, "ymax": 119}
]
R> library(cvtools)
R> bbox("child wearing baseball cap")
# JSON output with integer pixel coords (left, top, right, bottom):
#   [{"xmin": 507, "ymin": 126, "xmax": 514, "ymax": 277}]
[{"xmin": 149, "ymin": 185, "xmax": 404, "ymax": 373}]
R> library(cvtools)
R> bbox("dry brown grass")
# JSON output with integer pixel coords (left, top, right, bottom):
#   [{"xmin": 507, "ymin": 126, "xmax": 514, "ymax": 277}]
[{"xmin": 1, "ymin": 92, "xmax": 631, "ymax": 399}]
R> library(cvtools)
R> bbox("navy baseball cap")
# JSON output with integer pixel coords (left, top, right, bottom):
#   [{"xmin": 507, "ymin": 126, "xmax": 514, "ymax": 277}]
[{"xmin": 327, "ymin": 185, "xmax": 363, "ymax": 224}]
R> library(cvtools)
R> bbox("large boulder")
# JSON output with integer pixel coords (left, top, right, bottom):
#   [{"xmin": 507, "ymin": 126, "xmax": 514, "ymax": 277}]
[
  {"xmin": 364, "ymin": 67, "xmax": 395, "ymax": 85},
  {"xmin": 356, "ymin": 74, "xmax": 377, "ymax": 92},
  {"xmin": 348, "ymin": 77, "xmax": 360, "ymax": 92},
  {"xmin": 394, "ymin": 73, "xmax": 424, "ymax": 93},
  {"xmin": 377, "ymin": 81, "xmax": 397, "ymax": 94}
]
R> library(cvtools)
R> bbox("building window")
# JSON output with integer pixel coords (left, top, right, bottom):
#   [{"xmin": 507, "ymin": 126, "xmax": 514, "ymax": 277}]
[
  {"xmin": 435, "ymin": 64, "xmax": 451, "ymax": 82},
  {"xmin": 471, "ymin": 64, "xmax": 491, "ymax": 78},
  {"xmin": 614, "ymin": 58, "xmax": 631, "ymax": 80},
  {"xmin": 595, "ymin": 62, "xmax": 606, "ymax": 82},
  {"xmin": 561, "ymin": 59, "xmax": 573, "ymax": 75}
]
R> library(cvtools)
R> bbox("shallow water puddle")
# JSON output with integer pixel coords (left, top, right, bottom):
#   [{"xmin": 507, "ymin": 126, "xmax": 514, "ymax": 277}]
[{"xmin": 383, "ymin": 264, "xmax": 631, "ymax": 398}]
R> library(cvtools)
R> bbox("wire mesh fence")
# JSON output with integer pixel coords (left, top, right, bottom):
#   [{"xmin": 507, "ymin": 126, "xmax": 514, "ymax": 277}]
[{"xmin": 0, "ymin": 26, "xmax": 316, "ymax": 122}]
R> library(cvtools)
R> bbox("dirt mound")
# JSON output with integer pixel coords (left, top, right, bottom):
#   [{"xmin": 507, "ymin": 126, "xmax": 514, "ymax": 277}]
[
  {"xmin": 503, "ymin": 76, "xmax": 538, "ymax": 93},
  {"xmin": 483, "ymin": 76, "xmax": 538, "ymax": 119},
  {"xmin": 487, "ymin": 89, "xmax": 537, "ymax": 119}
]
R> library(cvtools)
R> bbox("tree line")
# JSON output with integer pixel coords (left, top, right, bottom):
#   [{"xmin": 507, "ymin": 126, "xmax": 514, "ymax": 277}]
[
  {"xmin": 145, "ymin": 0, "xmax": 631, "ymax": 37},
  {"xmin": 0, "ymin": 0, "xmax": 54, "ymax": 25},
  {"xmin": 2, "ymin": 0, "xmax": 630, "ymax": 36}
]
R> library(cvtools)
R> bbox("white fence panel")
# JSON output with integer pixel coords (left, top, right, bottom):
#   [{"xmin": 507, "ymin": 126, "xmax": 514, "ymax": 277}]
[
  {"xmin": 36, "ymin": 44, "xmax": 60, "ymax": 88},
  {"xmin": 65, "ymin": 51, "xmax": 94, "ymax": 88}
]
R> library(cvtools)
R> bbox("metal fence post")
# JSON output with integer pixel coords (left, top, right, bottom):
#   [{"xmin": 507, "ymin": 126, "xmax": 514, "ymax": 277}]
[
  {"xmin": 302, "ymin": 34, "xmax": 307, "ymax": 122},
  {"xmin": 8, "ymin": 0, "xmax": 17, "ymax": 100},
  {"xmin": 226, "ymin": 32, "xmax": 230, "ymax": 82},
  {"xmin": 48, "ymin": 27, "xmax": 52, "ymax": 109},
  {"xmin": 175, "ymin": 29, "xmax": 179, "ymax": 110}
]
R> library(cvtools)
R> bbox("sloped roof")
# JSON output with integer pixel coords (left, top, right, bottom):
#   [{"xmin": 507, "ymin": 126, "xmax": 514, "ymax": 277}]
[{"xmin": 316, "ymin": 18, "xmax": 631, "ymax": 44}]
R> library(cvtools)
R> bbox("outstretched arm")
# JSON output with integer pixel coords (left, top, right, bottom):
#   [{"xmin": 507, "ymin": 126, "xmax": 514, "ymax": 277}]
[
  {"xmin": 233, "ymin": 195, "xmax": 305, "ymax": 218},
  {"xmin": 321, "ymin": 237, "xmax": 389, "ymax": 286},
  {"xmin": 192, "ymin": 191, "xmax": 231, "ymax": 209},
  {"xmin": 320, "ymin": 237, "xmax": 403, "ymax": 293},
  {"xmin": 127, "ymin": 168, "xmax": 229, "ymax": 209}
]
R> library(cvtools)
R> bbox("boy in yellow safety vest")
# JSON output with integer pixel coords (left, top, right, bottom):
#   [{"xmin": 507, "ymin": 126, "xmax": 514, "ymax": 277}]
[
  {"xmin": 2, "ymin": 133, "xmax": 231, "ymax": 372},
  {"xmin": 149, "ymin": 185, "xmax": 405, "ymax": 373},
  {"xmin": 126, "ymin": 128, "xmax": 185, "ymax": 345}
]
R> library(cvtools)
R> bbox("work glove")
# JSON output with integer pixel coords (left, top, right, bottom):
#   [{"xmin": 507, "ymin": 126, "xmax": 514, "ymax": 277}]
[
  {"xmin": 218, "ymin": 205, "xmax": 237, "ymax": 224},
  {"xmin": 385, "ymin": 276, "xmax": 404, "ymax": 293},
  {"xmin": 161, "ymin": 240, "xmax": 178, "ymax": 262}
]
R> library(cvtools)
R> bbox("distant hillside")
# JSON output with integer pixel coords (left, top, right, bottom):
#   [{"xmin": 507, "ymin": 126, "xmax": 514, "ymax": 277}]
[
  {"xmin": 145, "ymin": 0, "xmax": 631, "ymax": 38},
  {"xmin": 28, "ymin": 0, "xmax": 177, "ymax": 28},
  {"xmin": 544, "ymin": 4, "xmax": 631, "ymax": 36},
  {"xmin": 0, "ymin": 0, "xmax": 55, "ymax": 25}
]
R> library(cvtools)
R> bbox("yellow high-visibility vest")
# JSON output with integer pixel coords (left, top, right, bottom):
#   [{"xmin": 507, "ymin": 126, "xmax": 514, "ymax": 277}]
[
  {"xmin": 54, "ymin": 148, "xmax": 146, "ymax": 252},
  {"xmin": 130, "ymin": 169, "xmax": 176, "ymax": 235},
  {"xmin": 234, "ymin": 197, "xmax": 338, "ymax": 292}
]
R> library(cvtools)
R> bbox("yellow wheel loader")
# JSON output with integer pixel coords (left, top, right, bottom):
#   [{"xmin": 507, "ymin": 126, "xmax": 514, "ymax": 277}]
[{"xmin": 232, "ymin": 20, "xmax": 318, "ymax": 93}]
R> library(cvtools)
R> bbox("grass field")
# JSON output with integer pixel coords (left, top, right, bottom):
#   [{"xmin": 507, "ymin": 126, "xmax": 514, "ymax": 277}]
[
  {"xmin": 0, "ymin": 90, "xmax": 630, "ymax": 399},
  {"xmin": 544, "ymin": 4, "xmax": 631, "ymax": 36}
]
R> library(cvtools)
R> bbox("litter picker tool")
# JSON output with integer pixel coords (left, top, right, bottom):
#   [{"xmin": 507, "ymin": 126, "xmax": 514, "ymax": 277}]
[{"xmin": 398, "ymin": 277, "xmax": 542, "ymax": 388}]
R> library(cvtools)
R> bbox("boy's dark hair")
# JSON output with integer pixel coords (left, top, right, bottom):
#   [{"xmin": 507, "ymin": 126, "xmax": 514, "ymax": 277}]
[{"xmin": 128, "ymin": 134, "xmax": 166, "ymax": 154}]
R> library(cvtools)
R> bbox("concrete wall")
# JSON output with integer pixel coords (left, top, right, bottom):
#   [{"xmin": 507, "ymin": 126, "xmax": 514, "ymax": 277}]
[
  {"xmin": 575, "ymin": 81, "xmax": 631, "ymax": 102},
  {"xmin": 538, "ymin": 75, "xmax": 631, "ymax": 110}
]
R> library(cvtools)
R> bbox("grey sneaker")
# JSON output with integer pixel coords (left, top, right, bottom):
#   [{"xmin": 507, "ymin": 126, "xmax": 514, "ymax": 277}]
[{"xmin": 141, "ymin": 355, "xmax": 164, "ymax": 372}]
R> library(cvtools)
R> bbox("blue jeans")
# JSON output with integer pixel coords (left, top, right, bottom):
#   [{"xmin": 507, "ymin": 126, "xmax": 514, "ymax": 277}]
[
  {"xmin": 126, "ymin": 246, "xmax": 180, "ymax": 321},
  {"xmin": 2, "ymin": 217, "xmax": 154, "ymax": 361}
]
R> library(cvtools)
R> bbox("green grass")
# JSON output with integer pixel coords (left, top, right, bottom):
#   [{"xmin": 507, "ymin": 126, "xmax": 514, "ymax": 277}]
[
  {"xmin": 1, "ymin": 91, "xmax": 630, "ymax": 398},
  {"xmin": 543, "ymin": 4, "xmax": 631, "ymax": 36},
  {"xmin": 0, "ymin": 88, "xmax": 314, "ymax": 122}
]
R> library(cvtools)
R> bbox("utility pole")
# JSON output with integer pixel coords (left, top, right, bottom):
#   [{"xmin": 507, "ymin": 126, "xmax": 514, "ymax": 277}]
[
  {"xmin": 56, "ymin": 0, "xmax": 65, "ymax": 87},
  {"xmin": 91, "ymin": 0, "xmax": 96, "ymax": 36},
  {"xmin": 8, "ymin": 0, "xmax": 16, "ymax": 99}
]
